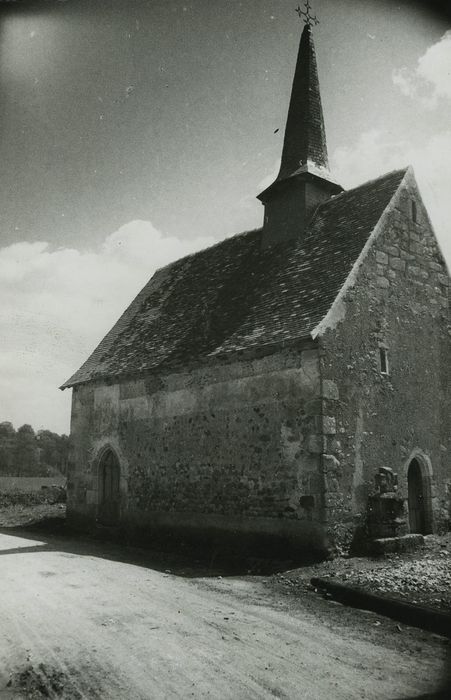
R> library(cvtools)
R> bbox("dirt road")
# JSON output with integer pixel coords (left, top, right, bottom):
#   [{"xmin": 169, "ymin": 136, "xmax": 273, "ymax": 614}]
[{"xmin": 0, "ymin": 529, "xmax": 449, "ymax": 699}]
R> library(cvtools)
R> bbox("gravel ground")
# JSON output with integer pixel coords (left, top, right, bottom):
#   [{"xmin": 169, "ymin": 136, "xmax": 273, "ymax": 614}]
[{"xmin": 270, "ymin": 533, "xmax": 451, "ymax": 613}]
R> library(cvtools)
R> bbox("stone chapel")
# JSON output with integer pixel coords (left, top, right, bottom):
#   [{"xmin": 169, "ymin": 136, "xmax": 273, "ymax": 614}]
[{"xmin": 62, "ymin": 16, "xmax": 451, "ymax": 555}]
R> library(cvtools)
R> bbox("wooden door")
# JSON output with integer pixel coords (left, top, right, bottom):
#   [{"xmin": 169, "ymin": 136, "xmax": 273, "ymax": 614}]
[
  {"xmin": 99, "ymin": 450, "xmax": 120, "ymax": 525},
  {"xmin": 408, "ymin": 459, "xmax": 426, "ymax": 534}
]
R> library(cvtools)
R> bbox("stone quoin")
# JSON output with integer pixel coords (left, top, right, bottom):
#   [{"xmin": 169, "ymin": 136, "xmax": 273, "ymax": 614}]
[{"xmin": 61, "ymin": 11, "xmax": 451, "ymax": 555}]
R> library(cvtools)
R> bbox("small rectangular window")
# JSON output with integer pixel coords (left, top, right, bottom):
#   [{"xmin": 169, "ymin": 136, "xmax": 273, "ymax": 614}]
[
  {"xmin": 380, "ymin": 347, "xmax": 389, "ymax": 375},
  {"xmin": 411, "ymin": 200, "xmax": 417, "ymax": 223}
]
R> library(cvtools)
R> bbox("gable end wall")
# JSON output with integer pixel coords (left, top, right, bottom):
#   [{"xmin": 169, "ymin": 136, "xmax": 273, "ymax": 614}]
[{"xmin": 318, "ymin": 174, "xmax": 451, "ymax": 547}]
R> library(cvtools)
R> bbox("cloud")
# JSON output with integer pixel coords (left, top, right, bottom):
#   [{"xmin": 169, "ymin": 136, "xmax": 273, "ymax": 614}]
[
  {"xmin": 332, "ymin": 129, "xmax": 451, "ymax": 265},
  {"xmin": 0, "ymin": 221, "xmax": 215, "ymax": 433},
  {"xmin": 257, "ymin": 158, "xmax": 281, "ymax": 192},
  {"xmin": 392, "ymin": 31, "xmax": 451, "ymax": 108}
]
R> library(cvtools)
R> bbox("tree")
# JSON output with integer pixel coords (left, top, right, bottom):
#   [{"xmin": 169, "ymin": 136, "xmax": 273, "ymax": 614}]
[
  {"xmin": 0, "ymin": 422, "xmax": 70, "ymax": 476},
  {"xmin": 0, "ymin": 422, "xmax": 16, "ymax": 475},
  {"xmin": 37, "ymin": 430, "xmax": 59, "ymax": 470},
  {"xmin": 37, "ymin": 430, "xmax": 71, "ymax": 476},
  {"xmin": 13, "ymin": 424, "xmax": 39, "ymax": 476}
]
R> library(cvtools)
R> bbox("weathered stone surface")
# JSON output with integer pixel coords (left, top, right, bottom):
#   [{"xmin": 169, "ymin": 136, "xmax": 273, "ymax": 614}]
[
  {"xmin": 385, "ymin": 246, "xmax": 399, "ymax": 257},
  {"xmin": 410, "ymin": 242, "xmax": 423, "ymax": 255},
  {"xmin": 390, "ymin": 257, "xmax": 406, "ymax": 272},
  {"xmin": 68, "ymin": 347, "xmax": 328, "ymax": 548},
  {"xmin": 86, "ymin": 490, "xmax": 97, "ymax": 506},
  {"xmin": 376, "ymin": 251, "xmax": 388, "ymax": 265},
  {"xmin": 323, "ymin": 454, "xmax": 340, "ymax": 472},
  {"xmin": 321, "ymin": 380, "xmax": 339, "ymax": 401},
  {"xmin": 407, "ymin": 265, "xmax": 422, "ymax": 278},
  {"xmin": 307, "ymin": 435, "xmax": 323, "ymax": 454},
  {"xmin": 322, "ymin": 416, "xmax": 336, "ymax": 435}
]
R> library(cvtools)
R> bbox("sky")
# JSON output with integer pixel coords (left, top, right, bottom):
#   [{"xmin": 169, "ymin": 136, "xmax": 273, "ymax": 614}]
[{"xmin": 0, "ymin": 0, "xmax": 450, "ymax": 434}]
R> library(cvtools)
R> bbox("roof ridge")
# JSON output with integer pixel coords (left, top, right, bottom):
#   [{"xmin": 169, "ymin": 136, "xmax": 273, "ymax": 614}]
[
  {"xmin": 306, "ymin": 166, "xmax": 409, "ymax": 230},
  {"xmin": 330, "ymin": 166, "xmax": 409, "ymax": 203}
]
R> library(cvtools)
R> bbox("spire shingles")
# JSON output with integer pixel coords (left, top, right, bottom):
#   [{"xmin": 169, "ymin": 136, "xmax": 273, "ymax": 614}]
[
  {"xmin": 278, "ymin": 24, "xmax": 329, "ymax": 181},
  {"xmin": 258, "ymin": 22, "xmax": 342, "ymax": 247}
]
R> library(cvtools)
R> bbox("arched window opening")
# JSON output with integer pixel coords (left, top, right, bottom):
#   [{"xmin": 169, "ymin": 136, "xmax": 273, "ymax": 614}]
[
  {"xmin": 98, "ymin": 449, "xmax": 121, "ymax": 526},
  {"xmin": 379, "ymin": 347, "xmax": 389, "ymax": 375},
  {"xmin": 407, "ymin": 457, "xmax": 433, "ymax": 535}
]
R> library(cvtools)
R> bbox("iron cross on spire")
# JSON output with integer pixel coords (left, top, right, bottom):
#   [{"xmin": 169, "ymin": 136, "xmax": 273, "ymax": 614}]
[{"xmin": 295, "ymin": 0, "xmax": 320, "ymax": 27}]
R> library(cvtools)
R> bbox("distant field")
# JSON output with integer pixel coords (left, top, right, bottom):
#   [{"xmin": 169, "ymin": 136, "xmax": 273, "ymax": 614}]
[{"xmin": 0, "ymin": 476, "xmax": 66, "ymax": 494}]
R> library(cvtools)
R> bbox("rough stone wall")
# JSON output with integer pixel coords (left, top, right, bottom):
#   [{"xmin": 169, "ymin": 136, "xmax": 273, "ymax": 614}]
[
  {"xmin": 319, "ymin": 172, "xmax": 451, "ymax": 547},
  {"xmin": 67, "ymin": 346, "xmax": 327, "ymax": 549}
]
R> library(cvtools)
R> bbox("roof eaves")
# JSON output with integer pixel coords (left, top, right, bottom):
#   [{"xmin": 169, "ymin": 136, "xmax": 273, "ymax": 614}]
[{"xmin": 60, "ymin": 332, "xmax": 318, "ymax": 390}]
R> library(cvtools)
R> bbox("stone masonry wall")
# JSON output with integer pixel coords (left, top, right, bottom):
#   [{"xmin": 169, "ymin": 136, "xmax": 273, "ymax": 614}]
[
  {"xmin": 319, "ymin": 171, "xmax": 451, "ymax": 548},
  {"xmin": 67, "ymin": 346, "xmax": 328, "ymax": 550}
]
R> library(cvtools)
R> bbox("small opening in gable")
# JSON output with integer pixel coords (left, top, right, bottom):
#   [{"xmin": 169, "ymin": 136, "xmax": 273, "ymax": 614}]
[
  {"xmin": 299, "ymin": 495, "xmax": 315, "ymax": 510},
  {"xmin": 411, "ymin": 199, "xmax": 417, "ymax": 223},
  {"xmin": 379, "ymin": 347, "xmax": 389, "ymax": 375}
]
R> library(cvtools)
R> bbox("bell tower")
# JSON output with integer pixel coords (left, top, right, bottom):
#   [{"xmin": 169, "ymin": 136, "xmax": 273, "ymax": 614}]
[{"xmin": 258, "ymin": 3, "xmax": 343, "ymax": 249}]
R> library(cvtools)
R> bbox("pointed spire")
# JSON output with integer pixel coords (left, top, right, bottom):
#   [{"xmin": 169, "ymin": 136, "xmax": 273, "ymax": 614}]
[
  {"xmin": 278, "ymin": 22, "xmax": 329, "ymax": 181},
  {"xmin": 258, "ymin": 10, "xmax": 342, "ymax": 249}
]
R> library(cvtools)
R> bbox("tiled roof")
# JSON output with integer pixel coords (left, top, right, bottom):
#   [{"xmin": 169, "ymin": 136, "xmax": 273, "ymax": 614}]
[{"xmin": 61, "ymin": 168, "xmax": 407, "ymax": 388}]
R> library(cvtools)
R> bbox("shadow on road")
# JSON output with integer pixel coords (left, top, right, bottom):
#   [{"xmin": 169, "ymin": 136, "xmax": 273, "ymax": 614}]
[
  {"xmin": 397, "ymin": 680, "xmax": 451, "ymax": 700},
  {"xmin": 395, "ymin": 640, "xmax": 451, "ymax": 700},
  {"xmin": 0, "ymin": 516, "xmax": 316, "ymax": 577},
  {"xmin": 1, "ymin": 515, "xmax": 451, "ymax": 698}
]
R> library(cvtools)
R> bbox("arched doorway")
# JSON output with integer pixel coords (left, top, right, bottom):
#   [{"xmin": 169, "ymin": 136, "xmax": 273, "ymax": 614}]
[
  {"xmin": 407, "ymin": 457, "xmax": 432, "ymax": 535},
  {"xmin": 98, "ymin": 449, "xmax": 121, "ymax": 526}
]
